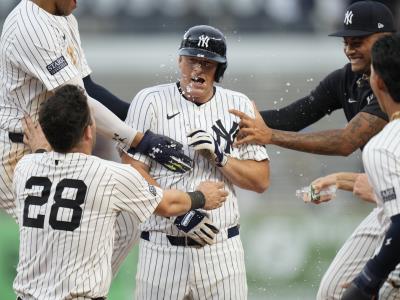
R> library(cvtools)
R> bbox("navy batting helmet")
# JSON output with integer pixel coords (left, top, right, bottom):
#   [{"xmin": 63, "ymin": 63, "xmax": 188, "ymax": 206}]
[{"xmin": 179, "ymin": 25, "xmax": 227, "ymax": 82}]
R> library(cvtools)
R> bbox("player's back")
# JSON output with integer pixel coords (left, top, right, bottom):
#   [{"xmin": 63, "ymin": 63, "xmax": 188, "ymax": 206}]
[{"xmin": 12, "ymin": 151, "xmax": 156, "ymax": 299}]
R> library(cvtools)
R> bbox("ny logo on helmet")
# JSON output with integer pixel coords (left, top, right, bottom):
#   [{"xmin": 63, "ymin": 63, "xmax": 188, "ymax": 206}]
[
  {"xmin": 198, "ymin": 35, "xmax": 210, "ymax": 48},
  {"xmin": 344, "ymin": 10, "xmax": 354, "ymax": 25}
]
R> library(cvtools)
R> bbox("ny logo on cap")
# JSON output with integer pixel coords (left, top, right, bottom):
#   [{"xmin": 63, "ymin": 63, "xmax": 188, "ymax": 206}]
[
  {"xmin": 344, "ymin": 10, "xmax": 354, "ymax": 25},
  {"xmin": 198, "ymin": 35, "xmax": 210, "ymax": 48}
]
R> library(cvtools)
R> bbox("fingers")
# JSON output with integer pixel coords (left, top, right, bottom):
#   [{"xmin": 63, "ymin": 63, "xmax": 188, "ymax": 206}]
[{"xmin": 229, "ymin": 109, "xmax": 250, "ymax": 120}]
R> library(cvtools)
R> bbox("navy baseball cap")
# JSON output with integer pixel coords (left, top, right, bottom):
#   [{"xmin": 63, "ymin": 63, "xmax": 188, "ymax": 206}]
[{"xmin": 329, "ymin": 1, "xmax": 396, "ymax": 37}]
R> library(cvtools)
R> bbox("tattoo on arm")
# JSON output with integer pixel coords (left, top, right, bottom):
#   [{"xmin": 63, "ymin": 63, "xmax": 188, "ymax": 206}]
[{"xmin": 271, "ymin": 112, "xmax": 387, "ymax": 156}]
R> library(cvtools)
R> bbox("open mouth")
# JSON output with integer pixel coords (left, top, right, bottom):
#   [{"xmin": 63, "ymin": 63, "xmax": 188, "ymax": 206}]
[{"xmin": 191, "ymin": 77, "xmax": 205, "ymax": 84}]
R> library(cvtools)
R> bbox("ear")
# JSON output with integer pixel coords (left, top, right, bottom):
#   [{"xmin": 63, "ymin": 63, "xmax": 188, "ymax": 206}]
[
  {"xmin": 83, "ymin": 124, "xmax": 94, "ymax": 143},
  {"xmin": 376, "ymin": 74, "xmax": 388, "ymax": 94}
]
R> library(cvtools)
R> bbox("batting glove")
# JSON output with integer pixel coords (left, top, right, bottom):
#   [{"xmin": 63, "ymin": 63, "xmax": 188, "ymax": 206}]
[
  {"xmin": 174, "ymin": 210, "xmax": 219, "ymax": 247},
  {"xmin": 187, "ymin": 129, "xmax": 228, "ymax": 167},
  {"xmin": 130, "ymin": 130, "xmax": 192, "ymax": 173},
  {"xmin": 342, "ymin": 265, "xmax": 384, "ymax": 300}
]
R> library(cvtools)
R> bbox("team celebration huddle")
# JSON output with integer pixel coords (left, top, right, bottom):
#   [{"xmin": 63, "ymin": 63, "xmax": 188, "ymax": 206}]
[{"xmin": 0, "ymin": 0, "xmax": 399, "ymax": 299}]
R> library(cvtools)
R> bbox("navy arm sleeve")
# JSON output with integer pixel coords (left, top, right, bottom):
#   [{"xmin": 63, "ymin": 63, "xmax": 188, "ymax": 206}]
[
  {"xmin": 365, "ymin": 214, "xmax": 400, "ymax": 280},
  {"xmin": 260, "ymin": 69, "xmax": 344, "ymax": 131},
  {"xmin": 83, "ymin": 75, "xmax": 130, "ymax": 121}
]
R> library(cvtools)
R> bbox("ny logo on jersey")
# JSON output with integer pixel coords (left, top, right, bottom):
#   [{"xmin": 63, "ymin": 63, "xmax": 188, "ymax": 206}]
[
  {"xmin": 212, "ymin": 120, "xmax": 239, "ymax": 154},
  {"xmin": 344, "ymin": 10, "xmax": 354, "ymax": 25},
  {"xmin": 197, "ymin": 35, "xmax": 210, "ymax": 48}
]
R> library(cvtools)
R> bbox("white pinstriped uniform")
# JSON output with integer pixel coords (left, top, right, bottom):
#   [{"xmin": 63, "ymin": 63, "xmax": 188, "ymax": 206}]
[
  {"xmin": 13, "ymin": 152, "xmax": 163, "ymax": 300},
  {"xmin": 125, "ymin": 82, "xmax": 269, "ymax": 300},
  {"xmin": 317, "ymin": 120, "xmax": 400, "ymax": 300},
  {"xmin": 0, "ymin": 0, "xmax": 139, "ymax": 275}
]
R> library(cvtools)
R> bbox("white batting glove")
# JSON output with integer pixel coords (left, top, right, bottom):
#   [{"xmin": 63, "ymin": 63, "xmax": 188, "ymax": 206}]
[{"xmin": 187, "ymin": 129, "xmax": 228, "ymax": 167}]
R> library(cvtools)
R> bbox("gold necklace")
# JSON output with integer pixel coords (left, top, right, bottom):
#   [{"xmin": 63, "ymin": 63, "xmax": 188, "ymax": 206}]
[{"xmin": 391, "ymin": 111, "xmax": 400, "ymax": 121}]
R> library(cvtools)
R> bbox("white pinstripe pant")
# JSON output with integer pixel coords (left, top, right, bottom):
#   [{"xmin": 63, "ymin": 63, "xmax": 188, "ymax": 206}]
[
  {"xmin": 135, "ymin": 232, "xmax": 247, "ymax": 300},
  {"xmin": 317, "ymin": 207, "xmax": 400, "ymax": 300}
]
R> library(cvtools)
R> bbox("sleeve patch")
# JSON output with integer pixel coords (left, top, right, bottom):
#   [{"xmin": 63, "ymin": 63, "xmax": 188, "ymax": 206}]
[
  {"xmin": 381, "ymin": 187, "xmax": 397, "ymax": 202},
  {"xmin": 46, "ymin": 56, "xmax": 68, "ymax": 75}
]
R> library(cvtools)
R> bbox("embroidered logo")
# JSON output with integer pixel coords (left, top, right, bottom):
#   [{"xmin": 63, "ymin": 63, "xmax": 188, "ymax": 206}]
[
  {"xmin": 366, "ymin": 94, "xmax": 374, "ymax": 104},
  {"xmin": 167, "ymin": 112, "xmax": 180, "ymax": 120},
  {"xmin": 381, "ymin": 187, "xmax": 396, "ymax": 202},
  {"xmin": 378, "ymin": 23, "xmax": 384, "ymax": 29},
  {"xmin": 344, "ymin": 10, "xmax": 354, "ymax": 25},
  {"xmin": 46, "ymin": 56, "xmax": 68, "ymax": 75},
  {"xmin": 197, "ymin": 35, "xmax": 210, "ymax": 48}
]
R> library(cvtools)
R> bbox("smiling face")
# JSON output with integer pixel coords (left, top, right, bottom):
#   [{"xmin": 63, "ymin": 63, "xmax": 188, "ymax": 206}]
[
  {"xmin": 343, "ymin": 33, "xmax": 387, "ymax": 74},
  {"xmin": 178, "ymin": 56, "xmax": 218, "ymax": 104}
]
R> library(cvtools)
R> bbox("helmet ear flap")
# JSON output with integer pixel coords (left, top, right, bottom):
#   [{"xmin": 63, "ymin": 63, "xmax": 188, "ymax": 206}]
[{"xmin": 215, "ymin": 62, "xmax": 227, "ymax": 83}]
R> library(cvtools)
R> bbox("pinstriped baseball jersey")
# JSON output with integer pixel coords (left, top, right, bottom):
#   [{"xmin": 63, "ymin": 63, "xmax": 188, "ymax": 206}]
[
  {"xmin": 363, "ymin": 119, "xmax": 400, "ymax": 221},
  {"xmin": 125, "ymin": 82, "xmax": 269, "ymax": 237},
  {"xmin": 0, "ymin": 0, "xmax": 91, "ymax": 217},
  {"xmin": 126, "ymin": 82, "xmax": 268, "ymax": 299},
  {"xmin": 13, "ymin": 151, "xmax": 162, "ymax": 300}
]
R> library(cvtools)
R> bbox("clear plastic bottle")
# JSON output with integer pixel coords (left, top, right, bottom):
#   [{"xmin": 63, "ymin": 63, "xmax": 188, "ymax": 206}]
[{"xmin": 296, "ymin": 185, "xmax": 337, "ymax": 202}]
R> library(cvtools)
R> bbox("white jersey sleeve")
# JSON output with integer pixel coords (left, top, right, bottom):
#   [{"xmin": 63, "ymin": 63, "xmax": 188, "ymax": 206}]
[
  {"xmin": 363, "ymin": 121, "xmax": 400, "ymax": 218},
  {"xmin": 11, "ymin": 8, "xmax": 87, "ymax": 91},
  {"xmin": 110, "ymin": 163, "xmax": 163, "ymax": 223}
]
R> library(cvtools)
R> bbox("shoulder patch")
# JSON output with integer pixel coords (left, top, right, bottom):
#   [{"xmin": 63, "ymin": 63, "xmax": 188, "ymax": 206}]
[
  {"xmin": 381, "ymin": 187, "xmax": 396, "ymax": 202},
  {"xmin": 46, "ymin": 56, "xmax": 68, "ymax": 75}
]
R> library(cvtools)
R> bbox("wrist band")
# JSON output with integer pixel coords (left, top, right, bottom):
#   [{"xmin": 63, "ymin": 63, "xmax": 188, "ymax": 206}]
[
  {"xmin": 35, "ymin": 148, "xmax": 47, "ymax": 153},
  {"xmin": 188, "ymin": 191, "xmax": 206, "ymax": 210},
  {"xmin": 216, "ymin": 155, "xmax": 228, "ymax": 167}
]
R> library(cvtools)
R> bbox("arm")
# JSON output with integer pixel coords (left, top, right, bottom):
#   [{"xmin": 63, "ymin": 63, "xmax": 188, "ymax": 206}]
[
  {"xmin": 218, "ymin": 158, "xmax": 269, "ymax": 193},
  {"xmin": 186, "ymin": 129, "xmax": 269, "ymax": 193},
  {"xmin": 121, "ymin": 153, "xmax": 227, "ymax": 216},
  {"xmin": 259, "ymin": 95, "xmax": 328, "ymax": 131},
  {"xmin": 232, "ymin": 111, "xmax": 386, "ymax": 156},
  {"xmin": 309, "ymin": 172, "xmax": 375, "ymax": 204},
  {"xmin": 342, "ymin": 215, "xmax": 400, "ymax": 299},
  {"xmin": 83, "ymin": 75, "xmax": 130, "ymax": 121}
]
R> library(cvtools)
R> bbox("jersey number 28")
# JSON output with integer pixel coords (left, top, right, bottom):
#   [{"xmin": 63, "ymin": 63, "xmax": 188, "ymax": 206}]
[{"xmin": 23, "ymin": 176, "xmax": 87, "ymax": 231}]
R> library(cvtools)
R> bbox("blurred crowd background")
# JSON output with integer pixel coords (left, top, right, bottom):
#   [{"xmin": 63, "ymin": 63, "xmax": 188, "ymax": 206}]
[{"xmin": 0, "ymin": 0, "xmax": 398, "ymax": 299}]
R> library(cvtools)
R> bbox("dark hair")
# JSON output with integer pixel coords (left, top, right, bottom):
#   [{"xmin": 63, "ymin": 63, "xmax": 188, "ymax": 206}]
[
  {"xmin": 372, "ymin": 34, "xmax": 400, "ymax": 103},
  {"xmin": 39, "ymin": 85, "xmax": 91, "ymax": 152}
]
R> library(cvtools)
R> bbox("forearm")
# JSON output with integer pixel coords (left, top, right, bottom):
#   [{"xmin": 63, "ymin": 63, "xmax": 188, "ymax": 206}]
[
  {"xmin": 87, "ymin": 96, "xmax": 142, "ymax": 148},
  {"xmin": 59, "ymin": 76, "xmax": 141, "ymax": 149},
  {"xmin": 155, "ymin": 190, "xmax": 191, "ymax": 217},
  {"xmin": 121, "ymin": 153, "xmax": 158, "ymax": 186},
  {"xmin": 219, "ymin": 158, "xmax": 269, "ymax": 193},
  {"xmin": 270, "ymin": 128, "xmax": 353, "ymax": 155}
]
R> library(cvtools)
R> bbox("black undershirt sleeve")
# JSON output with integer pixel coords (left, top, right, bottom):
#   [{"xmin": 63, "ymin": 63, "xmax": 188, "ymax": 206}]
[
  {"xmin": 260, "ymin": 68, "xmax": 344, "ymax": 131},
  {"xmin": 83, "ymin": 75, "xmax": 130, "ymax": 121},
  {"xmin": 260, "ymin": 96, "xmax": 328, "ymax": 131},
  {"xmin": 366, "ymin": 214, "xmax": 400, "ymax": 280}
]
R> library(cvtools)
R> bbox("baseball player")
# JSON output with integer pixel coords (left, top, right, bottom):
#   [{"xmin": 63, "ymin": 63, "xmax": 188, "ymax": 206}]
[
  {"xmin": 0, "ymin": 0, "xmax": 191, "ymax": 275},
  {"xmin": 13, "ymin": 85, "xmax": 227, "ymax": 300},
  {"xmin": 230, "ymin": 1, "xmax": 396, "ymax": 299},
  {"xmin": 121, "ymin": 25, "xmax": 270, "ymax": 300},
  {"xmin": 340, "ymin": 34, "xmax": 400, "ymax": 300}
]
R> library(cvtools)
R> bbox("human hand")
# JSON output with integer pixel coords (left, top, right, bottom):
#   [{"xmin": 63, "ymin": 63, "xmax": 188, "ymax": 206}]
[
  {"xmin": 174, "ymin": 210, "xmax": 219, "ymax": 246},
  {"xmin": 353, "ymin": 174, "xmax": 376, "ymax": 203},
  {"xmin": 229, "ymin": 101, "xmax": 271, "ymax": 146},
  {"xmin": 309, "ymin": 174, "xmax": 338, "ymax": 204},
  {"xmin": 187, "ymin": 129, "xmax": 227, "ymax": 167},
  {"xmin": 196, "ymin": 181, "xmax": 228, "ymax": 210},
  {"xmin": 22, "ymin": 115, "xmax": 51, "ymax": 152},
  {"xmin": 132, "ymin": 130, "xmax": 192, "ymax": 173}
]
